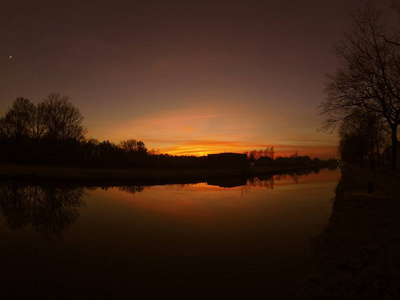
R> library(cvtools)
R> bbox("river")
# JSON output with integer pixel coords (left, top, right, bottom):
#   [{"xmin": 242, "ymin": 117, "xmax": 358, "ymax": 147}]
[{"xmin": 0, "ymin": 168, "xmax": 340, "ymax": 299}]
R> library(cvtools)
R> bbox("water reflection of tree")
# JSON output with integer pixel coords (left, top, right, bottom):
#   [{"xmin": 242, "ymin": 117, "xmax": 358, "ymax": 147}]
[
  {"xmin": 276, "ymin": 169, "xmax": 321, "ymax": 184},
  {"xmin": 274, "ymin": 173, "xmax": 301, "ymax": 184},
  {"xmin": 247, "ymin": 177, "xmax": 275, "ymax": 189},
  {"xmin": 119, "ymin": 186, "xmax": 144, "ymax": 194},
  {"xmin": 246, "ymin": 168, "xmax": 321, "ymax": 188},
  {"xmin": 0, "ymin": 182, "xmax": 85, "ymax": 240}
]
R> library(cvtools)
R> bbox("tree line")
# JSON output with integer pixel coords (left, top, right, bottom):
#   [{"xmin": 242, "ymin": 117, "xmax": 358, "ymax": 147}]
[
  {"xmin": 245, "ymin": 147, "xmax": 275, "ymax": 161},
  {"xmin": 1, "ymin": 93, "xmax": 334, "ymax": 169},
  {"xmin": 320, "ymin": 1, "xmax": 400, "ymax": 169},
  {"xmin": 0, "ymin": 93, "xmax": 85, "ymax": 141},
  {"xmin": 0, "ymin": 93, "xmax": 151, "ymax": 167}
]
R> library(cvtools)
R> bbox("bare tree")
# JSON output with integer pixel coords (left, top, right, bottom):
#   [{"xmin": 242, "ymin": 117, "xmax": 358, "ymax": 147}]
[
  {"xmin": 120, "ymin": 139, "xmax": 138, "ymax": 152},
  {"xmin": 0, "ymin": 97, "xmax": 36, "ymax": 139},
  {"xmin": 30, "ymin": 102, "xmax": 47, "ymax": 140},
  {"xmin": 339, "ymin": 108, "xmax": 386, "ymax": 163},
  {"xmin": 40, "ymin": 93, "xmax": 86, "ymax": 140},
  {"xmin": 245, "ymin": 147, "xmax": 275, "ymax": 160},
  {"xmin": 393, "ymin": 0, "xmax": 400, "ymax": 15},
  {"xmin": 320, "ymin": 5, "xmax": 400, "ymax": 169},
  {"xmin": 120, "ymin": 139, "xmax": 147, "ymax": 154},
  {"xmin": 136, "ymin": 140, "xmax": 147, "ymax": 153}
]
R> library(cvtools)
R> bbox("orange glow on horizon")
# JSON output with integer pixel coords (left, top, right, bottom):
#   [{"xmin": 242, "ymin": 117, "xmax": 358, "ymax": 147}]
[
  {"xmin": 158, "ymin": 144, "xmax": 338, "ymax": 159},
  {"xmin": 88, "ymin": 103, "xmax": 339, "ymax": 159}
]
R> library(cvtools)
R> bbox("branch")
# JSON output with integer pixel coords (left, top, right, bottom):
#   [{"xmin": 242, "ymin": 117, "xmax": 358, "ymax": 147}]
[{"xmin": 378, "ymin": 34, "xmax": 400, "ymax": 46}]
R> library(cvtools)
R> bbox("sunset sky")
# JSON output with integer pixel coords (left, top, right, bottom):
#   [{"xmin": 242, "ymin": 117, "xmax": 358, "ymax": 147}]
[{"xmin": 0, "ymin": 0, "xmax": 395, "ymax": 158}]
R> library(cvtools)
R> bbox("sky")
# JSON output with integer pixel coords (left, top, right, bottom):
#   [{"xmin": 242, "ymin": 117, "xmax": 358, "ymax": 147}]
[{"xmin": 0, "ymin": 0, "xmax": 396, "ymax": 158}]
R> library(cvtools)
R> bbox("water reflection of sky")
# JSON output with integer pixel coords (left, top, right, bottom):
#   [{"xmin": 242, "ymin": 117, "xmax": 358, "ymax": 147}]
[
  {"xmin": 0, "ymin": 168, "xmax": 341, "ymax": 298},
  {"xmin": 89, "ymin": 169, "xmax": 340, "ymax": 226}
]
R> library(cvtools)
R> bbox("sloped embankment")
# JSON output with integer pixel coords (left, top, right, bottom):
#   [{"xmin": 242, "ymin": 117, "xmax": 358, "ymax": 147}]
[{"xmin": 299, "ymin": 165, "xmax": 400, "ymax": 299}]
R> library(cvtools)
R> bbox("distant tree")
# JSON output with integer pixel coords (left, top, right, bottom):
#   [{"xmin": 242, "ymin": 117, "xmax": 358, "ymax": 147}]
[
  {"xmin": 0, "ymin": 94, "xmax": 157, "ymax": 166},
  {"xmin": 0, "ymin": 97, "xmax": 35, "ymax": 139},
  {"xmin": 339, "ymin": 131, "xmax": 366, "ymax": 163},
  {"xmin": 87, "ymin": 138, "xmax": 99, "ymax": 145},
  {"xmin": 120, "ymin": 139, "xmax": 138, "ymax": 152},
  {"xmin": 136, "ymin": 141, "xmax": 147, "ymax": 154},
  {"xmin": 120, "ymin": 139, "xmax": 147, "ymax": 154},
  {"xmin": 254, "ymin": 156, "xmax": 275, "ymax": 167},
  {"xmin": 148, "ymin": 148, "xmax": 160, "ymax": 155},
  {"xmin": 338, "ymin": 109, "xmax": 386, "ymax": 164},
  {"xmin": 319, "ymin": 5, "xmax": 400, "ymax": 169},
  {"xmin": 245, "ymin": 147, "xmax": 274, "ymax": 160},
  {"xmin": 30, "ymin": 102, "xmax": 47, "ymax": 140},
  {"xmin": 269, "ymin": 147, "xmax": 275, "ymax": 160},
  {"xmin": 40, "ymin": 93, "xmax": 86, "ymax": 141}
]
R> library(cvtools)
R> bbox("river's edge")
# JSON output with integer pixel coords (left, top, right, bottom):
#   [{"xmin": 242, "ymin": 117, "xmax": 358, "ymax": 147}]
[
  {"xmin": 0, "ymin": 163, "xmax": 324, "ymax": 186},
  {"xmin": 299, "ymin": 165, "xmax": 400, "ymax": 299}
]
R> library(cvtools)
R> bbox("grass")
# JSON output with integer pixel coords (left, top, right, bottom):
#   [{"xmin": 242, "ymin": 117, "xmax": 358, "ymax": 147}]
[{"xmin": 299, "ymin": 164, "xmax": 400, "ymax": 299}]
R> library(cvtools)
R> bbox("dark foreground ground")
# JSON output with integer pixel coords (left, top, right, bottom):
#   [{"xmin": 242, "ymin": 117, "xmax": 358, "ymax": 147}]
[{"xmin": 299, "ymin": 165, "xmax": 400, "ymax": 299}]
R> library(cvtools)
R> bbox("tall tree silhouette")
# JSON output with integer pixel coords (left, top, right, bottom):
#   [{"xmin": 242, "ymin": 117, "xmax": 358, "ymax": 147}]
[
  {"xmin": 320, "ymin": 5, "xmax": 400, "ymax": 169},
  {"xmin": 338, "ymin": 109, "xmax": 386, "ymax": 163}
]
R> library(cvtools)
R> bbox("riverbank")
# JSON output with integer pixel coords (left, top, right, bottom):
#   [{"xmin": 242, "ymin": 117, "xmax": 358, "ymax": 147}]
[
  {"xmin": 299, "ymin": 165, "xmax": 400, "ymax": 299},
  {"xmin": 0, "ymin": 163, "xmax": 325, "ymax": 185}
]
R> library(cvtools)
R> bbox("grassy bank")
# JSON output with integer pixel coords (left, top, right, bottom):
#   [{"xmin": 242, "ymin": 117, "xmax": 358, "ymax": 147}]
[
  {"xmin": 0, "ymin": 163, "xmax": 323, "ymax": 185},
  {"xmin": 299, "ymin": 165, "xmax": 400, "ymax": 299}
]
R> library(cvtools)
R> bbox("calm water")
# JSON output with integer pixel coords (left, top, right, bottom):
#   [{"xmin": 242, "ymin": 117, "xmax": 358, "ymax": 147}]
[{"xmin": 0, "ymin": 169, "xmax": 340, "ymax": 299}]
